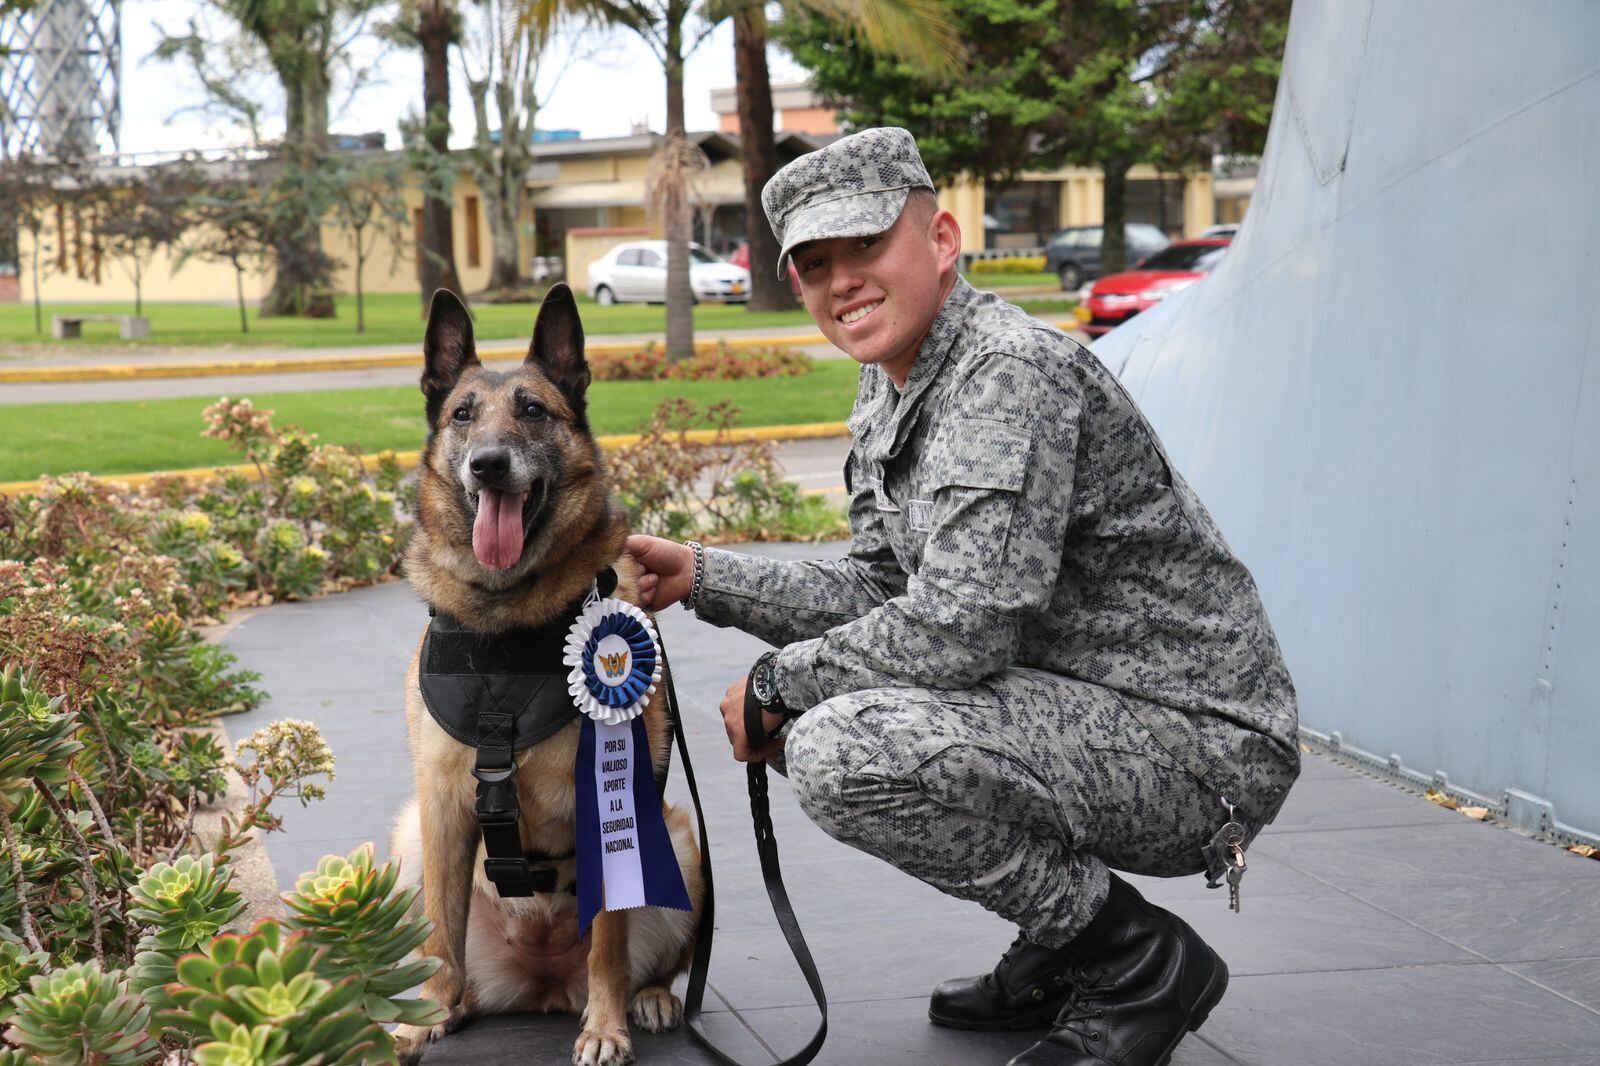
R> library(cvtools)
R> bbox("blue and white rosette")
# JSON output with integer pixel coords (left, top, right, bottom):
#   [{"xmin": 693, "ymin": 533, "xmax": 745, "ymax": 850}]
[{"xmin": 564, "ymin": 594, "xmax": 691, "ymax": 933}]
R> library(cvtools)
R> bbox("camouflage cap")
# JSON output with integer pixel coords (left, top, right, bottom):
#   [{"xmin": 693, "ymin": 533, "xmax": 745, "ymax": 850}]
[{"xmin": 762, "ymin": 127, "xmax": 935, "ymax": 277}]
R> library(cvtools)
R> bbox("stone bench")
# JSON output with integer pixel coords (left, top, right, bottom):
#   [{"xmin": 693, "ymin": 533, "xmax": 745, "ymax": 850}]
[{"xmin": 51, "ymin": 313, "xmax": 151, "ymax": 340}]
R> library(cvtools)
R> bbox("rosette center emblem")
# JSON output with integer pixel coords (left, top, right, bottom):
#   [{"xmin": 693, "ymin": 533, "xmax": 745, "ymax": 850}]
[{"xmin": 564, "ymin": 597, "xmax": 662, "ymax": 725}]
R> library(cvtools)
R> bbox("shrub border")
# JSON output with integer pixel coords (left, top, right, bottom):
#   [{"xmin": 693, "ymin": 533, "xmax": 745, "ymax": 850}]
[{"xmin": 0, "ymin": 421, "xmax": 854, "ymax": 497}]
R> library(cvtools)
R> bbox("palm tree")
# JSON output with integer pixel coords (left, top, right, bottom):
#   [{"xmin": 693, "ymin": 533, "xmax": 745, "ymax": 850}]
[
  {"xmin": 725, "ymin": 0, "xmax": 963, "ymax": 311},
  {"xmin": 413, "ymin": 0, "xmax": 466, "ymax": 302},
  {"xmin": 532, "ymin": 1, "xmax": 719, "ymax": 359}
]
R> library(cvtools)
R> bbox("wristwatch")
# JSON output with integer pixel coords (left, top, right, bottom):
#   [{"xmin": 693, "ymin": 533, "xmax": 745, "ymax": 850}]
[{"xmin": 745, "ymin": 651, "xmax": 796, "ymax": 741}]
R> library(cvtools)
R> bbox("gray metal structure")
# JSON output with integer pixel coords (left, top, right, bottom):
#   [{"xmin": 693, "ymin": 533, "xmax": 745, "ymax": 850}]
[
  {"xmin": 0, "ymin": 0, "xmax": 121, "ymax": 157},
  {"xmin": 1093, "ymin": 0, "xmax": 1600, "ymax": 843}
]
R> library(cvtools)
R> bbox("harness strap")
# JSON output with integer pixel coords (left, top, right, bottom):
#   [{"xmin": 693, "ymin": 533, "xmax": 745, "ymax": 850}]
[
  {"xmin": 662, "ymin": 631, "xmax": 828, "ymax": 1066},
  {"xmin": 472, "ymin": 662, "xmax": 534, "ymax": 894},
  {"xmin": 464, "ymin": 567, "xmax": 622, "ymax": 898}
]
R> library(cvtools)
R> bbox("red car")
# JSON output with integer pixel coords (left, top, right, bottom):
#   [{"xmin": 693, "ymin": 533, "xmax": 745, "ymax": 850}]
[
  {"xmin": 730, "ymin": 242, "xmax": 802, "ymax": 295},
  {"xmin": 1074, "ymin": 238, "xmax": 1230, "ymax": 337}
]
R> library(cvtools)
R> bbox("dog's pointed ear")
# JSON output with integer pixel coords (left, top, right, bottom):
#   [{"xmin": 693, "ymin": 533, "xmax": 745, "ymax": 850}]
[
  {"xmin": 528, "ymin": 283, "xmax": 590, "ymax": 406},
  {"xmin": 422, "ymin": 289, "xmax": 478, "ymax": 425}
]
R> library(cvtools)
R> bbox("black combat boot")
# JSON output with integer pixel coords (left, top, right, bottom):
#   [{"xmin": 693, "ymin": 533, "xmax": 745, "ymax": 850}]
[
  {"xmin": 1006, "ymin": 874, "xmax": 1229, "ymax": 1066},
  {"xmin": 928, "ymin": 931, "xmax": 1079, "ymax": 1030}
]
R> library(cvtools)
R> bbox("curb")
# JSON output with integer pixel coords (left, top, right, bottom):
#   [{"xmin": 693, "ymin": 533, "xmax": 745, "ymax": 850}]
[
  {"xmin": 0, "ymin": 420, "xmax": 853, "ymax": 497},
  {"xmin": 0, "ymin": 332, "xmax": 833, "ymax": 385},
  {"xmin": 0, "ymin": 318, "xmax": 1081, "ymax": 386}
]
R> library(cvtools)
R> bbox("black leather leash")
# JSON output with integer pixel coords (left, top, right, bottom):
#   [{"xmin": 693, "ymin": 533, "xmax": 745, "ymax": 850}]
[{"xmin": 658, "ymin": 629, "xmax": 829, "ymax": 1066}]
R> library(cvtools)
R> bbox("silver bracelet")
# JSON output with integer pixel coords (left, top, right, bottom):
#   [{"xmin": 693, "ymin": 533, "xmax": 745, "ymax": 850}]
[{"xmin": 683, "ymin": 540, "xmax": 705, "ymax": 611}]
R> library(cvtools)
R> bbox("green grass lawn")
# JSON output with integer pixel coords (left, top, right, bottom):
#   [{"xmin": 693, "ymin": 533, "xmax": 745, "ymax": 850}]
[
  {"xmin": 0, "ymin": 360, "xmax": 864, "ymax": 482},
  {"xmin": 0, "ymin": 292, "xmax": 817, "ymax": 353},
  {"xmin": 965, "ymin": 271, "xmax": 1069, "ymax": 290},
  {"xmin": 1014, "ymin": 296, "xmax": 1081, "ymax": 318}
]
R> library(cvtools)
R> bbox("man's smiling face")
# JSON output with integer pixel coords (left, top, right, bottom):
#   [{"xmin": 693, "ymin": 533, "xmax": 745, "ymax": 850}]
[{"xmin": 791, "ymin": 193, "xmax": 962, "ymax": 387}]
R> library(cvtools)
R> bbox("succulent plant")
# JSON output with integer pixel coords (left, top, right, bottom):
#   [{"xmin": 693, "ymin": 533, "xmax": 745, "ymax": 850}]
[
  {"xmin": 0, "ymin": 938, "xmax": 50, "ymax": 1017},
  {"xmin": 2, "ymin": 961, "xmax": 159, "ymax": 1065},
  {"xmin": 127, "ymin": 854, "xmax": 247, "ymax": 1006},
  {"xmin": 162, "ymin": 919, "xmax": 392, "ymax": 1065},
  {"xmin": 0, "ymin": 666, "xmax": 83, "ymax": 811},
  {"xmin": 282, "ymin": 844, "xmax": 445, "ymax": 1027}
]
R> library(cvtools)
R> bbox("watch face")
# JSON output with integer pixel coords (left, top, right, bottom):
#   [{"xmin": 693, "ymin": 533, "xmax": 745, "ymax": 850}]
[{"xmin": 753, "ymin": 659, "xmax": 779, "ymax": 704}]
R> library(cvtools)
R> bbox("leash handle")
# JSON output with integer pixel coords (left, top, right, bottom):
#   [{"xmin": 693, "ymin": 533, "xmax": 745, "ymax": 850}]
[{"xmin": 659, "ymin": 631, "xmax": 828, "ymax": 1066}]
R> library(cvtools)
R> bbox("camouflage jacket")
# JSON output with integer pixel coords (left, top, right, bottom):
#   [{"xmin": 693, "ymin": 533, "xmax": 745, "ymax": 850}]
[{"xmin": 695, "ymin": 278, "xmax": 1299, "ymax": 793}]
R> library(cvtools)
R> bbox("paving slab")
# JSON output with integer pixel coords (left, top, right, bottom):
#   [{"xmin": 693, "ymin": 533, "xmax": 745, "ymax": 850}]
[{"xmin": 219, "ymin": 541, "xmax": 1600, "ymax": 1065}]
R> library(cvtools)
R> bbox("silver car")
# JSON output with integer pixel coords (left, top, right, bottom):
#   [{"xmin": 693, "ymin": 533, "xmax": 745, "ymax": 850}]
[{"xmin": 586, "ymin": 241, "xmax": 751, "ymax": 305}]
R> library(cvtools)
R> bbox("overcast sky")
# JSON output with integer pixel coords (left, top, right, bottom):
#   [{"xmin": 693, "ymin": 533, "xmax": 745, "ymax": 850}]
[{"xmin": 119, "ymin": 0, "xmax": 812, "ymax": 156}]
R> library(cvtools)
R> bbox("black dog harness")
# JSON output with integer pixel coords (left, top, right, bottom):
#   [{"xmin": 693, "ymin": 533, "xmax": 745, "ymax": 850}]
[
  {"xmin": 422, "ymin": 567, "xmax": 665, "ymax": 897},
  {"xmin": 420, "ymin": 569, "xmax": 825, "ymax": 1065}
]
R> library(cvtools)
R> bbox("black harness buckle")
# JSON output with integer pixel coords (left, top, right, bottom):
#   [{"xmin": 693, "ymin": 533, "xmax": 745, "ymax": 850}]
[{"xmin": 482, "ymin": 856, "xmax": 538, "ymax": 895}]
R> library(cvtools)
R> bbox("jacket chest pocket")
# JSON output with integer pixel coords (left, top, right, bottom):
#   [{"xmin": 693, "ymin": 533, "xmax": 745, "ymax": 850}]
[{"xmin": 916, "ymin": 418, "xmax": 1034, "ymax": 590}]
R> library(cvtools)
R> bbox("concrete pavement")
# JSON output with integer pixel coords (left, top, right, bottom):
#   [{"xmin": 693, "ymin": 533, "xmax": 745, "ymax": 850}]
[
  {"xmin": 0, "ymin": 341, "xmax": 850, "ymax": 406},
  {"xmin": 217, "ymin": 543, "xmax": 1600, "ymax": 1066}
]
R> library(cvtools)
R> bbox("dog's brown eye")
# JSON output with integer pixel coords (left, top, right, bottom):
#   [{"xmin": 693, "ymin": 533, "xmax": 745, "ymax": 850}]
[
  {"xmin": 523, "ymin": 401, "xmax": 547, "ymax": 420},
  {"xmin": 452, "ymin": 405, "xmax": 471, "ymax": 423}
]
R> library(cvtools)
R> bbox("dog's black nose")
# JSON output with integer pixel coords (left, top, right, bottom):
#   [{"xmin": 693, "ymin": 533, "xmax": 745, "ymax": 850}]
[{"xmin": 470, "ymin": 447, "xmax": 511, "ymax": 481}]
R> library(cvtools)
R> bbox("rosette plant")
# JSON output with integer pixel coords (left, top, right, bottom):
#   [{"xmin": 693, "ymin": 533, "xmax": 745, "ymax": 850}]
[
  {"xmin": 0, "ymin": 938, "xmax": 49, "ymax": 1010},
  {"xmin": 2, "ymin": 961, "xmax": 159, "ymax": 1065},
  {"xmin": 127, "ymin": 854, "xmax": 247, "ymax": 1009},
  {"xmin": 161, "ymin": 920, "xmax": 391, "ymax": 1065},
  {"xmin": 0, "ymin": 666, "xmax": 82, "ymax": 811},
  {"xmin": 282, "ymin": 844, "xmax": 445, "ymax": 1027}
]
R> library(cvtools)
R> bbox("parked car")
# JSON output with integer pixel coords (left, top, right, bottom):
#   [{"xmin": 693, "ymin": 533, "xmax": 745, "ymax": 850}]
[
  {"xmin": 729, "ymin": 241, "xmax": 803, "ymax": 295},
  {"xmin": 1201, "ymin": 222, "xmax": 1240, "ymax": 238},
  {"xmin": 586, "ymin": 241, "xmax": 750, "ymax": 305},
  {"xmin": 1044, "ymin": 224, "xmax": 1171, "ymax": 291},
  {"xmin": 1073, "ymin": 237, "xmax": 1230, "ymax": 337}
]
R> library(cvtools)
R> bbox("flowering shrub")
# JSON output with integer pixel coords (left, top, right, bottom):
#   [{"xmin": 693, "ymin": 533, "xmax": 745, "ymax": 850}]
[
  {"xmin": 195, "ymin": 398, "xmax": 408, "ymax": 599},
  {"xmin": 609, "ymin": 399, "xmax": 848, "ymax": 543},
  {"xmin": 588, "ymin": 341, "xmax": 813, "ymax": 382},
  {"xmin": 0, "ymin": 399, "xmax": 435, "ymax": 1062},
  {"xmin": 969, "ymin": 255, "xmax": 1048, "ymax": 275}
]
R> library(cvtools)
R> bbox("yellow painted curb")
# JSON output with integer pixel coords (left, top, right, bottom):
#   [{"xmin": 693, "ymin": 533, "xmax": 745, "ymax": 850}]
[
  {"xmin": 0, "ymin": 421, "xmax": 852, "ymax": 498},
  {"xmin": 0, "ymin": 333, "xmax": 831, "ymax": 385}
]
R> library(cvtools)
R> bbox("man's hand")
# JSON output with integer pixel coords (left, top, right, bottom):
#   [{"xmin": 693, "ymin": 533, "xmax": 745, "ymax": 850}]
[
  {"xmin": 625, "ymin": 535, "xmax": 694, "ymax": 609},
  {"xmin": 720, "ymin": 676, "xmax": 788, "ymax": 764}
]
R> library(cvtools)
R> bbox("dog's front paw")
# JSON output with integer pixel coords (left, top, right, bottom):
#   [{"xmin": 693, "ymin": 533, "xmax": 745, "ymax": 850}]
[
  {"xmin": 394, "ymin": 1003, "xmax": 471, "ymax": 1063},
  {"xmin": 572, "ymin": 1022, "xmax": 634, "ymax": 1066},
  {"xmin": 394, "ymin": 1021, "xmax": 443, "ymax": 1064},
  {"xmin": 629, "ymin": 985, "xmax": 682, "ymax": 1033}
]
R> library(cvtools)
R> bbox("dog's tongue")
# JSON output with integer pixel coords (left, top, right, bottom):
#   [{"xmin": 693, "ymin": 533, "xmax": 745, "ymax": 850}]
[{"xmin": 472, "ymin": 489, "xmax": 526, "ymax": 570}]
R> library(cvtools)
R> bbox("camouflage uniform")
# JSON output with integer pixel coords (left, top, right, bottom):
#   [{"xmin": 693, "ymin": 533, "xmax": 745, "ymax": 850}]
[{"xmin": 692, "ymin": 129, "xmax": 1300, "ymax": 948}]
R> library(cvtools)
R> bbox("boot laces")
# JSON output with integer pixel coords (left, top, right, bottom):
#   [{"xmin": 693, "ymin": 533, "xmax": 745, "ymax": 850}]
[
  {"xmin": 1053, "ymin": 964, "xmax": 1111, "ymax": 1041},
  {"xmin": 983, "ymin": 930, "xmax": 1033, "ymax": 990}
]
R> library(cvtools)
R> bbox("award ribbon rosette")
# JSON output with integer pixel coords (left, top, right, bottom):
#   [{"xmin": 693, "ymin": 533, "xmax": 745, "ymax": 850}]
[{"xmin": 564, "ymin": 591, "xmax": 692, "ymax": 934}]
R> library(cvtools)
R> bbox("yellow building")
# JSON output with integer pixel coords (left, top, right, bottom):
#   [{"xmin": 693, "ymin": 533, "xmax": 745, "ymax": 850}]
[{"xmin": 16, "ymin": 128, "xmax": 1237, "ymax": 306}]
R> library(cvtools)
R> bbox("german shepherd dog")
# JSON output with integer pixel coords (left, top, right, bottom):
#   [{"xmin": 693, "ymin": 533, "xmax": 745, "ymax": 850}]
[{"xmin": 391, "ymin": 286, "xmax": 704, "ymax": 1065}]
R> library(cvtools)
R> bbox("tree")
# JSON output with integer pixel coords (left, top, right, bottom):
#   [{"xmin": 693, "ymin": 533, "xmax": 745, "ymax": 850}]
[
  {"xmin": 722, "ymin": 0, "xmax": 962, "ymax": 311},
  {"xmin": 459, "ymin": 1, "xmax": 584, "ymax": 295},
  {"xmin": 180, "ymin": 164, "xmax": 276, "ymax": 333},
  {"xmin": 156, "ymin": 0, "xmax": 389, "ymax": 318},
  {"xmin": 0, "ymin": 154, "xmax": 64, "ymax": 334},
  {"xmin": 93, "ymin": 162, "xmax": 197, "ymax": 317},
  {"xmin": 327, "ymin": 154, "xmax": 409, "ymax": 332},
  {"xmin": 781, "ymin": 0, "xmax": 1289, "ymax": 274},
  {"xmin": 393, "ymin": 0, "xmax": 467, "ymax": 306},
  {"xmin": 533, "ymin": 0, "xmax": 717, "ymax": 360}
]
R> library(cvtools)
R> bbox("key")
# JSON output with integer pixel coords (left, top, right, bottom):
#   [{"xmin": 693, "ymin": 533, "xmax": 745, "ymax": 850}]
[
  {"xmin": 1226, "ymin": 855, "xmax": 1246, "ymax": 913},
  {"xmin": 1203, "ymin": 820, "xmax": 1248, "ymax": 888}
]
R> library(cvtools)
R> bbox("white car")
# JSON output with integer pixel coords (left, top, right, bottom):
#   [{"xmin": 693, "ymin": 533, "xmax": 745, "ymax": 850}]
[{"xmin": 586, "ymin": 241, "xmax": 750, "ymax": 305}]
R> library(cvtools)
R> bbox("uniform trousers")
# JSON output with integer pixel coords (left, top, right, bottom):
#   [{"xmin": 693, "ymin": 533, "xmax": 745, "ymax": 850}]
[{"xmin": 778, "ymin": 666, "xmax": 1273, "ymax": 948}]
